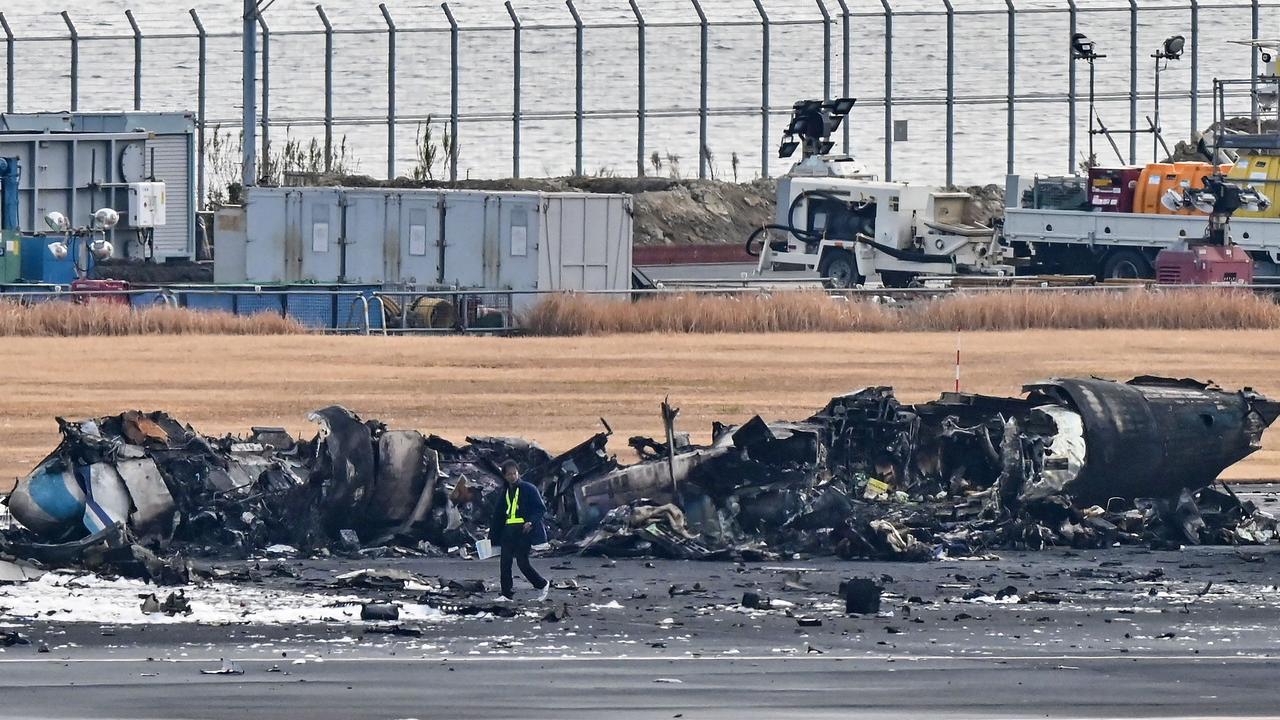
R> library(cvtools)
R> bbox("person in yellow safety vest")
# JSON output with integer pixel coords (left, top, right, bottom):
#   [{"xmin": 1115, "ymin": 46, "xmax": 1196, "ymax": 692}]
[{"xmin": 488, "ymin": 459, "xmax": 550, "ymax": 602}]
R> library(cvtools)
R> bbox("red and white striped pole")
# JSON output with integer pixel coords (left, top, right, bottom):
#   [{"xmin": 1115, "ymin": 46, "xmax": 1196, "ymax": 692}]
[{"xmin": 954, "ymin": 333, "xmax": 961, "ymax": 392}]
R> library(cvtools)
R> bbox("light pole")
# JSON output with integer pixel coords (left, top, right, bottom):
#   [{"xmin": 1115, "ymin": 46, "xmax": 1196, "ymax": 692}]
[
  {"xmin": 1071, "ymin": 33, "xmax": 1103, "ymax": 171},
  {"xmin": 1153, "ymin": 35, "xmax": 1185, "ymax": 163}
]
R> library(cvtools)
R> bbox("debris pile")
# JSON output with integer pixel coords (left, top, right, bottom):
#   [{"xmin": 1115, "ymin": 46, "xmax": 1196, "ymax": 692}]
[{"xmin": 2, "ymin": 376, "xmax": 1278, "ymax": 577}]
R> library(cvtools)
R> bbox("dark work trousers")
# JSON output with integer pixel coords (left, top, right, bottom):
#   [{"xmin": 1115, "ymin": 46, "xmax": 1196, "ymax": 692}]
[{"xmin": 500, "ymin": 532, "xmax": 547, "ymax": 598}]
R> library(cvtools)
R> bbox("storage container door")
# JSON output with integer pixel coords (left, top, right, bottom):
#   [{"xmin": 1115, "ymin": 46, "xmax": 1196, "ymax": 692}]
[
  {"xmin": 243, "ymin": 187, "xmax": 289, "ymax": 283},
  {"xmin": 497, "ymin": 196, "xmax": 539, "ymax": 291},
  {"xmin": 339, "ymin": 190, "xmax": 387, "ymax": 284},
  {"xmin": 398, "ymin": 194, "xmax": 443, "ymax": 285},
  {"xmin": 299, "ymin": 190, "xmax": 342, "ymax": 282},
  {"xmin": 582, "ymin": 196, "xmax": 612, "ymax": 290},
  {"xmin": 441, "ymin": 193, "xmax": 488, "ymax": 287},
  {"xmin": 607, "ymin": 196, "xmax": 633, "ymax": 291},
  {"xmin": 546, "ymin": 196, "xmax": 586, "ymax": 290},
  {"xmin": 148, "ymin": 135, "xmax": 193, "ymax": 259}
]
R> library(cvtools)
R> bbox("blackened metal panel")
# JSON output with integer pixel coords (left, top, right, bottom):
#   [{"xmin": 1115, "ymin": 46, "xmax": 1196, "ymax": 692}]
[{"xmin": 1031, "ymin": 378, "xmax": 1263, "ymax": 502}]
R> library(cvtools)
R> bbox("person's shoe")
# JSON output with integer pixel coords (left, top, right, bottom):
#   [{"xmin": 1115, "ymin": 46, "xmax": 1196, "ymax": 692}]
[
  {"xmin": 536, "ymin": 582, "xmax": 550, "ymax": 601},
  {"xmin": 494, "ymin": 594, "xmax": 513, "ymax": 603}
]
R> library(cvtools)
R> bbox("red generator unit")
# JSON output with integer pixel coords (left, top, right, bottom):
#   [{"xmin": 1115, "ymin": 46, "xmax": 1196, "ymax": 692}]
[
  {"xmin": 1155, "ymin": 245, "xmax": 1253, "ymax": 284},
  {"xmin": 70, "ymin": 278, "xmax": 131, "ymax": 305},
  {"xmin": 1088, "ymin": 166, "xmax": 1143, "ymax": 213}
]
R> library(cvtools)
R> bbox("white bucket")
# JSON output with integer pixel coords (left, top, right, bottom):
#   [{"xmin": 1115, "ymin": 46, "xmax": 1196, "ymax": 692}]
[{"xmin": 475, "ymin": 538, "xmax": 495, "ymax": 560}]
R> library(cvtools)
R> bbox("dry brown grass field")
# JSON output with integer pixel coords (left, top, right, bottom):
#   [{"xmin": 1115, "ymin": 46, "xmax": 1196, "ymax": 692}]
[{"xmin": 2, "ymin": 330, "xmax": 1279, "ymax": 491}]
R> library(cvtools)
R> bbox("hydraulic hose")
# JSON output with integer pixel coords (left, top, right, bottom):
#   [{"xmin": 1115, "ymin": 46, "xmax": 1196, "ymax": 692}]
[{"xmin": 748, "ymin": 189, "xmax": 954, "ymax": 265}]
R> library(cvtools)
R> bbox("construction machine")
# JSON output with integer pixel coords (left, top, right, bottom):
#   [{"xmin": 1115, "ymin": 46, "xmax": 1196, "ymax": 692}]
[{"xmin": 747, "ymin": 98, "xmax": 1011, "ymax": 288}]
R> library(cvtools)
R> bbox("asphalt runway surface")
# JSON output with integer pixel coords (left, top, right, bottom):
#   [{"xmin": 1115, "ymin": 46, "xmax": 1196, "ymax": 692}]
[{"xmin": 5, "ymin": 488, "xmax": 1280, "ymax": 718}]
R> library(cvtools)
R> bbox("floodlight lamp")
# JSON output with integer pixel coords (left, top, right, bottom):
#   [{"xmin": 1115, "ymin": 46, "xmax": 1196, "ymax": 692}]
[
  {"xmin": 44, "ymin": 211, "xmax": 69, "ymax": 233},
  {"xmin": 47, "ymin": 241, "xmax": 68, "ymax": 260},
  {"xmin": 94, "ymin": 207, "xmax": 120, "ymax": 230},
  {"xmin": 817, "ymin": 140, "xmax": 836, "ymax": 155},
  {"xmin": 828, "ymin": 114, "xmax": 845, "ymax": 133},
  {"xmin": 90, "ymin": 239, "xmax": 114, "ymax": 260},
  {"xmin": 1161, "ymin": 35, "xmax": 1185, "ymax": 60},
  {"xmin": 1160, "ymin": 188, "xmax": 1184, "ymax": 213},
  {"xmin": 826, "ymin": 97, "xmax": 856, "ymax": 115},
  {"xmin": 778, "ymin": 140, "xmax": 800, "ymax": 159},
  {"xmin": 1071, "ymin": 33, "xmax": 1096, "ymax": 60}
]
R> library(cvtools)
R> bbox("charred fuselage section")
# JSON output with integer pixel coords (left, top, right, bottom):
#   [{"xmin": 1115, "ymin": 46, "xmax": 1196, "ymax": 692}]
[{"xmin": 2, "ymin": 376, "xmax": 1276, "ymax": 577}]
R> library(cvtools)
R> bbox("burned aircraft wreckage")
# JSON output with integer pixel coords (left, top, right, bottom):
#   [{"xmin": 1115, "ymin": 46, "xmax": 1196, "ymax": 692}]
[{"xmin": 2, "ymin": 376, "xmax": 1278, "ymax": 580}]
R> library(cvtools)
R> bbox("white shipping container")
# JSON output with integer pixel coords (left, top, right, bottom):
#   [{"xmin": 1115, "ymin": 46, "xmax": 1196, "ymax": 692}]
[{"xmin": 225, "ymin": 187, "xmax": 633, "ymax": 301}]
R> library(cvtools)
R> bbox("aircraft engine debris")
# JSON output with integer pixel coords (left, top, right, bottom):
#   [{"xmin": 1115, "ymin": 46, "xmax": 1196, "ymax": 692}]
[{"xmin": 2, "ymin": 376, "xmax": 1277, "ymax": 576}]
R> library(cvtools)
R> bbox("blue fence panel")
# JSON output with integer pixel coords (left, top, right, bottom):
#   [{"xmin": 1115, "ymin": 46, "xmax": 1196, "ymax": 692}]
[
  {"xmin": 131, "ymin": 291, "xmax": 168, "ymax": 307},
  {"xmin": 181, "ymin": 291, "xmax": 235, "ymax": 313},
  {"xmin": 236, "ymin": 293, "xmax": 285, "ymax": 317},
  {"xmin": 284, "ymin": 291, "xmax": 335, "ymax": 329}
]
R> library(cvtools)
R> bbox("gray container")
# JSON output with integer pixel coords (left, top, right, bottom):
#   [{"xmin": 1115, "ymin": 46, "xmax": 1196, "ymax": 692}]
[
  {"xmin": 0, "ymin": 112, "xmax": 196, "ymax": 261},
  {"xmin": 228, "ymin": 186, "xmax": 632, "ymax": 300}
]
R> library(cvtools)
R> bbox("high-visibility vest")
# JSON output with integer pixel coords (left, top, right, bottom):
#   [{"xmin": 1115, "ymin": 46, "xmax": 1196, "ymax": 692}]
[{"xmin": 505, "ymin": 487, "xmax": 524, "ymax": 525}]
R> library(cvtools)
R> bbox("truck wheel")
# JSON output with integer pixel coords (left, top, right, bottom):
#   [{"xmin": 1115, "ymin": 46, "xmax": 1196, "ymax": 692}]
[
  {"xmin": 879, "ymin": 271, "xmax": 919, "ymax": 288},
  {"xmin": 819, "ymin": 250, "xmax": 863, "ymax": 289},
  {"xmin": 1101, "ymin": 249, "xmax": 1154, "ymax": 280}
]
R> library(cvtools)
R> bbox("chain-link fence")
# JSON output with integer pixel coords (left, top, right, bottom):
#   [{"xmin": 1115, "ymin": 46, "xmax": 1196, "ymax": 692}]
[{"xmin": 0, "ymin": 1, "xmax": 1271, "ymax": 200}]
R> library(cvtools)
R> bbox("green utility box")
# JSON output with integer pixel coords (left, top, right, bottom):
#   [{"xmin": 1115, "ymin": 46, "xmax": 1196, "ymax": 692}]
[{"xmin": 0, "ymin": 230, "xmax": 20, "ymax": 283}]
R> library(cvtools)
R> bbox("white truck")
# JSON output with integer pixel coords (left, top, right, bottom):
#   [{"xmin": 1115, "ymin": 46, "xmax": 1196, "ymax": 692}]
[
  {"xmin": 749, "ymin": 99, "xmax": 1011, "ymax": 288},
  {"xmin": 1001, "ymin": 175, "xmax": 1280, "ymax": 280}
]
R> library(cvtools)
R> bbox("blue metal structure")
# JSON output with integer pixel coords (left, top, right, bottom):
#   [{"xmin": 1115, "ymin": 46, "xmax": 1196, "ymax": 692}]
[{"xmin": 0, "ymin": 155, "xmax": 19, "ymax": 282}]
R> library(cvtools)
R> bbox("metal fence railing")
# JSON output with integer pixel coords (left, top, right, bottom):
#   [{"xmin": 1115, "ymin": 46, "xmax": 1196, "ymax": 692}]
[{"xmin": 0, "ymin": 2, "xmax": 1275, "ymax": 194}]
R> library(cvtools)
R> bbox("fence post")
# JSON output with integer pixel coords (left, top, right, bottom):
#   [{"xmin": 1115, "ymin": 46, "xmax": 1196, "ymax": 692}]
[
  {"xmin": 316, "ymin": 5, "xmax": 334, "ymax": 172},
  {"xmin": 1191, "ymin": 0, "xmax": 1201, "ymax": 133},
  {"xmin": 258, "ymin": 13, "xmax": 271, "ymax": 180},
  {"xmin": 190, "ymin": 9, "xmax": 207, "ymax": 208},
  {"xmin": 61, "ymin": 11, "xmax": 78, "ymax": 112},
  {"xmin": 442, "ymin": 2, "xmax": 459, "ymax": 182},
  {"xmin": 242, "ymin": 0, "xmax": 257, "ymax": 188},
  {"xmin": 1006, "ymin": 0, "xmax": 1015, "ymax": 176},
  {"xmin": 505, "ymin": 1, "xmax": 521, "ymax": 178},
  {"xmin": 567, "ymin": 0, "xmax": 584, "ymax": 177},
  {"xmin": 1250, "ymin": 0, "xmax": 1259, "ymax": 122},
  {"xmin": 753, "ymin": 0, "xmax": 770, "ymax": 179},
  {"xmin": 1067, "ymin": 0, "xmax": 1077, "ymax": 174},
  {"xmin": 125, "ymin": 10, "xmax": 142, "ymax": 111},
  {"xmin": 380, "ymin": 3, "xmax": 397, "ymax": 180},
  {"xmin": 817, "ymin": 0, "xmax": 831, "ymax": 101},
  {"xmin": 0, "ymin": 13, "xmax": 13, "ymax": 113},
  {"xmin": 630, "ymin": 0, "xmax": 647, "ymax": 177},
  {"xmin": 943, "ymin": 0, "xmax": 955, "ymax": 186},
  {"xmin": 1128, "ymin": 0, "xmax": 1137, "ymax": 164},
  {"xmin": 835, "ymin": 0, "xmax": 851, "ymax": 154},
  {"xmin": 692, "ymin": 0, "xmax": 709, "ymax": 179},
  {"xmin": 881, "ymin": 0, "xmax": 893, "ymax": 181}
]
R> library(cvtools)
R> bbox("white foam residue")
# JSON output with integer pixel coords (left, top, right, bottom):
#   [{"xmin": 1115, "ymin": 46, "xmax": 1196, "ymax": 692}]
[{"xmin": 0, "ymin": 572, "xmax": 446, "ymax": 626}]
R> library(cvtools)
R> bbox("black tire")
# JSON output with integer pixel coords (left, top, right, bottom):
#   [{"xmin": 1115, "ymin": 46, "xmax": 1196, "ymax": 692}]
[
  {"xmin": 879, "ymin": 270, "xmax": 919, "ymax": 288},
  {"xmin": 818, "ymin": 250, "xmax": 863, "ymax": 289},
  {"xmin": 1100, "ymin": 249, "xmax": 1154, "ymax": 280}
]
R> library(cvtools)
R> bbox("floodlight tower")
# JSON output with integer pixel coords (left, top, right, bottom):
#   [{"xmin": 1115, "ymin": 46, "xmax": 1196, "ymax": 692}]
[
  {"xmin": 777, "ymin": 98, "xmax": 856, "ymax": 166},
  {"xmin": 1153, "ymin": 35, "xmax": 1185, "ymax": 162},
  {"xmin": 1071, "ymin": 33, "xmax": 1104, "ymax": 168}
]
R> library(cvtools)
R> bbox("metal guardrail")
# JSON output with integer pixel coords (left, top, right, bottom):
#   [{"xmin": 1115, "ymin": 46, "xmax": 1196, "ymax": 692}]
[{"xmin": 0, "ymin": 1, "xmax": 1271, "ymax": 199}]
